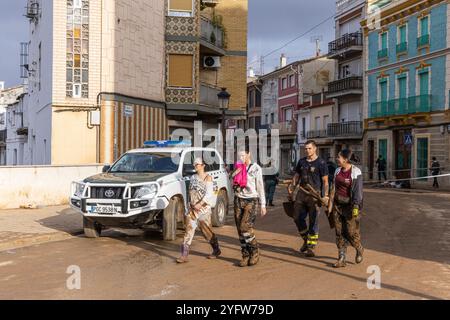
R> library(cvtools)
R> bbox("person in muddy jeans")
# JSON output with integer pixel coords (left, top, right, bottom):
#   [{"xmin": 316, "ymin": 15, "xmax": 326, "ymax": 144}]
[
  {"xmin": 234, "ymin": 149, "xmax": 267, "ymax": 267},
  {"xmin": 177, "ymin": 157, "xmax": 221, "ymax": 264},
  {"xmin": 328, "ymin": 149, "xmax": 364, "ymax": 268}
]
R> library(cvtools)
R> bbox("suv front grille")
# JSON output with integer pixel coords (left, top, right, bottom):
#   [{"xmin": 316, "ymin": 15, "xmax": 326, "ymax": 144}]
[
  {"xmin": 90, "ymin": 187, "xmax": 125, "ymax": 199},
  {"xmin": 89, "ymin": 187, "xmax": 139, "ymax": 199}
]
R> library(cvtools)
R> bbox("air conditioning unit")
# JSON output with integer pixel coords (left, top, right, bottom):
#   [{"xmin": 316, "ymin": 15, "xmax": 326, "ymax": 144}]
[
  {"xmin": 25, "ymin": 1, "xmax": 39, "ymax": 20},
  {"xmin": 203, "ymin": 56, "xmax": 221, "ymax": 68}
]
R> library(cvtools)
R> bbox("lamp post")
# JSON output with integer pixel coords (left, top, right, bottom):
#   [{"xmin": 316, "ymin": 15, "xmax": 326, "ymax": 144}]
[{"xmin": 217, "ymin": 87, "xmax": 230, "ymax": 159}]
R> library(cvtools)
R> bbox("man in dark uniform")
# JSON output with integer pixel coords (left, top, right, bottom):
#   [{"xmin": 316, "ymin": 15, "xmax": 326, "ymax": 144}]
[
  {"xmin": 288, "ymin": 140, "xmax": 329, "ymax": 257},
  {"xmin": 431, "ymin": 157, "xmax": 441, "ymax": 188}
]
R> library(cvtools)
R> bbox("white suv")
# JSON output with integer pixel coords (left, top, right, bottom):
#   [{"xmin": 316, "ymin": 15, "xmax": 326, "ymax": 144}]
[{"xmin": 70, "ymin": 142, "xmax": 232, "ymax": 240}]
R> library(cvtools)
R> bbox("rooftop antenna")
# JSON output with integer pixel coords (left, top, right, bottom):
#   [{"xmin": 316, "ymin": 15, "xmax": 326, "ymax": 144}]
[{"xmin": 310, "ymin": 35, "xmax": 323, "ymax": 57}]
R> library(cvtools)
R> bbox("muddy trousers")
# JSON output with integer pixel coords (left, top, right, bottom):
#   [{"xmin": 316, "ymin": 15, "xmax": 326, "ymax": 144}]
[
  {"xmin": 293, "ymin": 192, "xmax": 320, "ymax": 248},
  {"xmin": 333, "ymin": 205, "xmax": 363, "ymax": 254},
  {"xmin": 234, "ymin": 197, "xmax": 259, "ymax": 258},
  {"xmin": 183, "ymin": 209, "xmax": 215, "ymax": 246}
]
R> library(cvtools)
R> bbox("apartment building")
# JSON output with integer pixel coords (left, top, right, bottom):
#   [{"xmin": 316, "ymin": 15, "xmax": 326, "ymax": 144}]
[
  {"xmin": 22, "ymin": 0, "xmax": 168, "ymax": 166},
  {"xmin": 0, "ymin": 84, "xmax": 24, "ymax": 165},
  {"xmin": 165, "ymin": 0, "xmax": 248, "ymax": 134},
  {"xmin": 247, "ymin": 72, "xmax": 262, "ymax": 131},
  {"xmin": 361, "ymin": 0, "xmax": 450, "ymax": 186},
  {"xmin": 326, "ymin": 0, "xmax": 366, "ymax": 162}
]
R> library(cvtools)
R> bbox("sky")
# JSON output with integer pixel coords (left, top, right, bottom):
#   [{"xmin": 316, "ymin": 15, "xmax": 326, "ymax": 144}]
[{"xmin": 0, "ymin": 0, "xmax": 336, "ymax": 88}]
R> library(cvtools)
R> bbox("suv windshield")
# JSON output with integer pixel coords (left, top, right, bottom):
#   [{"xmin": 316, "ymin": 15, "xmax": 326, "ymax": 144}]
[{"xmin": 109, "ymin": 153, "xmax": 179, "ymax": 173}]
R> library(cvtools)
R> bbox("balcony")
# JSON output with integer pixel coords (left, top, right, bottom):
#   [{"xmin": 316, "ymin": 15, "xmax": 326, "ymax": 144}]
[
  {"xmin": 417, "ymin": 34, "xmax": 430, "ymax": 48},
  {"xmin": 16, "ymin": 127, "xmax": 29, "ymax": 136},
  {"xmin": 271, "ymin": 121, "xmax": 296, "ymax": 136},
  {"xmin": 396, "ymin": 42, "xmax": 408, "ymax": 54},
  {"xmin": 370, "ymin": 95, "xmax": 435, "ymax": 118},
  {"xmin": 327, "ymin": 121, "xmax": 363, "ymax": 139},
  {"xmin": 306, "ymin": 130, "xmax": 328, "ymax": 139},
  {"xmin": 199, "ymin": 83, "xmax": 221, "ymax": 108},
  {"xmin": 327, "ymin": 76, "xmax": 363, "ymax": 98},
  {"xmin": 328, "ymin": 32, "xmax": 363, "ymax": 59},
  {"xmin": 377, "ymin": 48, "xmax": 388, "ymax": 60},
  {"xmin": 201, "ymin": 0, "xmax": 220, "ymax": 7},
  {"xmin": 200, "ymin": 16, "xmax": 225, "ymax": 56}
]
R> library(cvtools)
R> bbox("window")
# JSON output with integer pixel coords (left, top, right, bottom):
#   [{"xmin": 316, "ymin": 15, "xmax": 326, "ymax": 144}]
[
  {"xmin": 168, "ymin": 0, "xmax": 193, "ymax": 17},
  {"xmin": 282, "ymin": 78, "xmax": 287, "ymax": 90},
  {"xmin": 380, "ymin": 32, "xmax": 388, "ymax": 50},
  {"xmin": 0, "ymin": 113, "xmax": 4, "ymax": 125},
  {"xmin": 66, "ymin": 0, "xmax": 89, "ymax": 98},
  {"xmin": 418, "ymin": 69, "xmax": 429, "ymax": 95},
  {"xmin": 379, "ymin": 78, "xmax": 388, "ymax": 101},
  {"xmin": 398, "ymin": 25, "xmax": 407, "ymax": 44},
  {"xmin": 284, "ymin": 108, "xmax": 293, "ymax": 122},
  {"xmin": 168, "ymin": 54, "xmax": 193, "ymax": 88},
  {"xmin": 419, "ymin": 16, "xmax": 429, "ymax": 37},
  {"xmin": 255, "ymin": 90, "xmax": 261, "ymax": 107},
  {"xmin": 341, "ymin": 65, "xmax": 350, "ymax": 78},
  {"xmin": 289, "ymin": 75, "xmax": 295, "ymax": 87},
  {"xmin": 248, "ymin": 90, "xmax": 254, "ymax": 108},
  {"xmin": 323, "ymin": 115, "xmax": 330, "ymax": 131},
  {"xmin": 397, "ymin": 74, "xmax": 407, "ymax": 112},
  {"xmin": 315, "ymin": 117, "xmax": 321, "ymax": 130},
  {"xmin": 271, "ymin": 113, "xmax": 274, "ymax": 124}
]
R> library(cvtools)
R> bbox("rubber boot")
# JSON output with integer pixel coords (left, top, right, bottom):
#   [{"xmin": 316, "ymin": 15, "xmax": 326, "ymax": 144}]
[
  {"xmin": 299, "ymin": 235, "xmax": 308, "ymax": 253},
  {"xmin": 305, "ymin": 248, "xmax": 316, "ymax": 257},
  {"xmin": 207, "ymin": 236, "xmax": 221, "ymax": 260},
  {"xmin": 248, "ymin": 247, "xmax": 260, "ymax": 266},
  {"xmin": 176, "ymin": 244, "xmax": 190, "ymax": 264},
  {"xmin": 355, "ymin": 247, "xmax": 364, "ymax": 264},
  {"xmin": 239, "ymin": 249, "xmax": 250, "ymax": 267},
  {"xmin": 333, "ymin": 250, "xmax": 346, "ymax": 268}
]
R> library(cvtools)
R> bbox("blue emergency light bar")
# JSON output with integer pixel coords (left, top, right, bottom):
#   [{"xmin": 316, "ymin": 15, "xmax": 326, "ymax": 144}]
[{"xmin": 143, "ymin": 140, "xmax": 192, "ymax": 148}]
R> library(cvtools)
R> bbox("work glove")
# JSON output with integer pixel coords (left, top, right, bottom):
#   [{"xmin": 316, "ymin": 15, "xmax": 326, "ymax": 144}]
[{"xmin": 352, "ymin": 207, "xmax": 359, "ymax": 218}]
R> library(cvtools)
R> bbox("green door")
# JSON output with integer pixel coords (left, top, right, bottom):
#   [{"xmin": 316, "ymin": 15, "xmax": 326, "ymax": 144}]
[
  {"xmin": 381, "ymin": 32, "xmax": 388, "ymax": 49},
  {"xmin": 380, "ymin": 79, "xmax": 388, "ymax": 116},
  {"xmin": 419, "ymin": 70, "xmax": 430, "ymax": 112},
  {"xmin": 416, "ymin": 137, "xmax": 428, "ymax": 178},
  {"xmin": 398, "ymin": 76, "xmax": 407, "ymax": 114},
  {"xmin": 379, "ymin": 139, "xmax": 387, "ymax": 163}
]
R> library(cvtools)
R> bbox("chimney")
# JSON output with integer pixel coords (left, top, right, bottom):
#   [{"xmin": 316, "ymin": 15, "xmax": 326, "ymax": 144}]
[
  {"xmin": 280, "ymin": 54, "xmax": 287, "ymax": 68},
  {"xmin": 248, "ymin": 67, "xmax": 255, "ymax": 78}
]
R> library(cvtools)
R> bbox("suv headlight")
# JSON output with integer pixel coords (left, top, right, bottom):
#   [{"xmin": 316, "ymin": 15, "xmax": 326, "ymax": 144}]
[
  {"xmin": 73, "ymin": 182, "xmax": 86, "ymax": 198},
  {"xmin": 134, "ymin": 184, "xmax": 158, "ymax": 199}
]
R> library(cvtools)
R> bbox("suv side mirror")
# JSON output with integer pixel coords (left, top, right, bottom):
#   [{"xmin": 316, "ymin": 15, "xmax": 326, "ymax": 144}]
[
  {"xmin": 183, "ymin": 164, "xmax": 196, "ymax": 176},
  {"xmin": 102, "ymin": 165, "xmax": 111, "ymax": 173}
]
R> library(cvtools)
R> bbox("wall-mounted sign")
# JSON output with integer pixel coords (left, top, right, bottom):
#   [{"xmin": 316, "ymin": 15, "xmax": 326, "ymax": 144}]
[
  {"xmin": 123, "ymin": 104, "xmax": 133, "ymax": 118},
  {"xmin": 404, "ymin": 134, "xmax": 413, "ymax": 146}
]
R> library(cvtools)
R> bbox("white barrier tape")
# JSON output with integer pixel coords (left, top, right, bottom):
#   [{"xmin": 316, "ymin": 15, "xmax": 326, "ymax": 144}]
[{"xmin": 367, "ymin": 173, "xmax": 450, "ymax": 184}]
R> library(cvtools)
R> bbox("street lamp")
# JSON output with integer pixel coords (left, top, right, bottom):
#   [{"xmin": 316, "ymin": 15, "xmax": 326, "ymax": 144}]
[{"xmin": 217, "ymin": 87, "xmax": 231, "ymax": 159}]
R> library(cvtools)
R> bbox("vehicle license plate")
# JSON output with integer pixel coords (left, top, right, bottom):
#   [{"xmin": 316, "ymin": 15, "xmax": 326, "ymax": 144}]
[{"xmin": 88, "ymin": 205, "xmax": 119, "ymax": 215}]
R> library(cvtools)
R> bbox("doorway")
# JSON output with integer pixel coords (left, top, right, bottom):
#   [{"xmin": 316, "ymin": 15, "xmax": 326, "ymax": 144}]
[
  {"xmin": 394, "ymin": 129, "xmax": 412, "ymax": 180},
  {"xmin": 368, "ymin": 140, "xmax": 374, "ymax": 180}
]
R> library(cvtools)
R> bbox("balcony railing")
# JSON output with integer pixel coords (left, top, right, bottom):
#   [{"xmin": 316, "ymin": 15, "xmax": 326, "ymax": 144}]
[
  {"xmin": 327, "ymin": 121, "xmax": 363, "ymax": 138},
  {"xmin": 199, "ymin": 83, "xmax": 221, "ymax": 107},
  {"xmin": 200, "ymin": 16, "xmax": 224, "ymax": 49},
  {"xmin": 306, "ymin": 130, "xmax": 328, "ymax": 139},
  {"xmin": 378, "ymin": 48, "xmax": 388, "ymax": 59},
  {"xmin": 271, "ymin": 121, "xmax": 296, "ymax": 135},
  {"xmin": 396, "ymin": 42, "xmax": 408, "ymax": 54},
  {"xmin": 328, "ymin": 76, "xmax": 363, "ymax": 94},
  {"xmin": 370, "ymin": 95, "xmax": 434, "ymax": 118},
  {"xmin": 328, "ymin": 32, "xmax": 363, "ymax": 56},
  {"xmin": 417, "ymin": 34, "xmax": 430, "ymax": 48}
]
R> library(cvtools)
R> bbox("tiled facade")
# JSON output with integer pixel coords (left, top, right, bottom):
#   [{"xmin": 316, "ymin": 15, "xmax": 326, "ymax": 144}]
[
  {"xmin": 165, "ymin": 0, "xmax": 248, "ymax": 131},
  {"xmin": 362, "ymin": 0, "xmax": 450, "ymax": 186}
]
